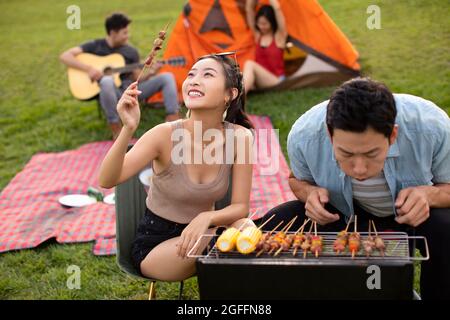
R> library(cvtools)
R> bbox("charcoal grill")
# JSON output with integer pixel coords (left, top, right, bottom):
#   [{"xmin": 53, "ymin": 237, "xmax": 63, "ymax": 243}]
[{"xmin": 189, "ymin": 232, "xmax": 428, "ymax": 300}]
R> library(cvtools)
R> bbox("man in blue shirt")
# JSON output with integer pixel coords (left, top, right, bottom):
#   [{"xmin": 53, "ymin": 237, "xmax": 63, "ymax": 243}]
[{"xmin": 259, "ymin": 78, "xmax": 450, "ymax": 299}]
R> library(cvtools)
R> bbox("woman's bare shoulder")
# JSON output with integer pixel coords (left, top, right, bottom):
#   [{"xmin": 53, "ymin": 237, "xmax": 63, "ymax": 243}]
[
  {"xmin": 274, "ymin": 32, "xmax": 287, "ymax": 49},
  {"xmin": 145, "ymin": 121, "xmax": 178, "ymax": 135},
  {"xmin": 230, "ymin": 123, "xmax": 254, "ymax": 140},
  {"xmin": 138, "ymin": 121, "xmax": 179, "ymax": 146}
]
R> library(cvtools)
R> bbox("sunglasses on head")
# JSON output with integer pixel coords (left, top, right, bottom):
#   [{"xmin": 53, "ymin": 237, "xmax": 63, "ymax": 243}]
[{"xmin": 201, "ymin": 51, "xmax": 239, "ymax": 69}]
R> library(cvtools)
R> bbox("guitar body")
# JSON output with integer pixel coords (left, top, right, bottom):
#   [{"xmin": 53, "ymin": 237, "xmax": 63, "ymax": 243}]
[{"xmin": 68, "ymin": 53, "xmax": 124, "ymax": 100}]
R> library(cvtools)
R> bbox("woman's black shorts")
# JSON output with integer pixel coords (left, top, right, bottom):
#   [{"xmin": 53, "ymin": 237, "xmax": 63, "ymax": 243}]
[{"xmin": 131, "ymin": 208, "xmax": 189, "ymax": 273}]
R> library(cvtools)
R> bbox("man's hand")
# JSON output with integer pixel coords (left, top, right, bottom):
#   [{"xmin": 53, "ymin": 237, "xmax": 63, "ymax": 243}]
[
  {"xmin": 305, "ymin": 187, "xmax": 340, "ymax": 225},
  {"xmin": 87, "ymin": 66, "xmax": 103, "ymax": 81},
  {"xmin": 395, "ymin": 186, "xmax": 430, "ymax": 227}
]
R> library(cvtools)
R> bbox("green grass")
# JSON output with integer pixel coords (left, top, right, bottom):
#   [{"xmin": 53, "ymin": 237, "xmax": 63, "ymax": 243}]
[{"xmin": 0, "ymin": 0, "xmax": 448, "ymax": 299}]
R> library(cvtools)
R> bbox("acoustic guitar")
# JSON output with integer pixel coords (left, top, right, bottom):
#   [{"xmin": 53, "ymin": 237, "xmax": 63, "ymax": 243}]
[{"xmin": 67, "ymin": 53, "xmax": 185, "ymax": 100}]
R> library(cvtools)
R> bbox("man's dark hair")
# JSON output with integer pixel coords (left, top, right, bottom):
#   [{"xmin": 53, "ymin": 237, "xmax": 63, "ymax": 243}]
[
  {"xmin": 105, "ymin": 13, "xmax": 131, "ymax": 35},
  {"xmin": 326, "ymin": 77, "xmax": 397, "ymax": 138}
]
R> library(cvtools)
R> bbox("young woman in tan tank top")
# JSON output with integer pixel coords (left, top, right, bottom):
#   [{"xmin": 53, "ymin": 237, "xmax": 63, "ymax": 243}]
[{"xmin": 99, "ymin": 54, "xmax": 255, "ymax": 281}]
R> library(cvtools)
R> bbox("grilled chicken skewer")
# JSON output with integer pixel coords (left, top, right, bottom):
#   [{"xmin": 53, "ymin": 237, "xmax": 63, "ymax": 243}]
[
  {"xmin": 362, "ymin": 220, "xmax": 376, "ymax": 257},
  {"xmin": 292, "ymin": 218, "xmax": 311, "ymax": 256},
  {"xmin": 301, "ymin": 221, "xmax": 315, "ymax": 258},
  {"xmin": 292, "ymin": 233, "xmax": 306, "ymax": 257},
  {"xmin": 333, "ymin": 217, "xmax": 352, "ymax": 254},
  {"xmin": 371, "ymin": 220, "xmax": 386, "ymax": 256},
  {"xmin": 274, "ymin": 218, "xmax": 311, "ymax": 257},
  {"xmin": 310, "ymin": 222, "xmax": 323, "ymax": 258},
  {"xmin": 348, "ymin": 215, "xmax": 360, "ymax": 259},
  {"xmin": 273, "ymin": 233, "xmax": 294, "ymax": 257},
  {"xmin": 268, "ymin": 216, "xmax": 297, "ymax": 255},
  {"xmin": 136, "ymin": 21, "xmax": 170, "ymax": 83},
  {"xmin": 256, "ymin": 215, "xmax": 304, "ymax": 257},
  {"xmin": 255, "ymin": 220, "xmax": 284, "ymax": 257}
]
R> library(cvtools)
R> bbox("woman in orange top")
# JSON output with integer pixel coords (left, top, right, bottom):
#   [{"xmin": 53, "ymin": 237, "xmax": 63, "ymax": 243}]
[{"xmin": 243, "ymin": 0, "xmax": 288, "ymax": 93}]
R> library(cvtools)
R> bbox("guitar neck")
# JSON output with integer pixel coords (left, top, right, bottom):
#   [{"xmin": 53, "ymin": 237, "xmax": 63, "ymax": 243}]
[
  {"xmin": 110, "ymin": 63, "xmax": 143, "ymax": 74},
  {"xmin": 109, "ymin": 58, "xmax": 184, "ymax": 75}
]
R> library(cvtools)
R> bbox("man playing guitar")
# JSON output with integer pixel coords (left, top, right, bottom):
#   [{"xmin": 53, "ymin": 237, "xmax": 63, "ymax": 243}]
[{"xmin": 60, "ymin": 13, "xmax": 180, "ymax": 139}]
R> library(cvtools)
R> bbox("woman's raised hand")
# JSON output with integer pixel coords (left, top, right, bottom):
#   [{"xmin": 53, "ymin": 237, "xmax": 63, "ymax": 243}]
[
  {"xmin": 116, "ymin": 82, "xmax": 142, "ymax": 132},
  {"xmin": 269, "ymin": 0, "xmax": 280, "ymax": 6}
]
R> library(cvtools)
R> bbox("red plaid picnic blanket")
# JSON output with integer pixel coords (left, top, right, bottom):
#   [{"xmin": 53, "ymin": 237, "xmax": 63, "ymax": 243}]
[
  {"xmin": 0, "ymin": 115, "xmax": 295, "ymax": 256},
  {"xmin": 0, "ymin": 141, "xmax": 117, "ymax": 255},
  {"xmin": 248, "ymin": 115, "xmax": 296, "ymax": 217}
]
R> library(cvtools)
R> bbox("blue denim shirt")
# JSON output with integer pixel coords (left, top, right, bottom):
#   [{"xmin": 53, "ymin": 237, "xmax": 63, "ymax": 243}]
[{"xmin": 287, "ymin": 94, "xmax": 450, "ymax": 218}]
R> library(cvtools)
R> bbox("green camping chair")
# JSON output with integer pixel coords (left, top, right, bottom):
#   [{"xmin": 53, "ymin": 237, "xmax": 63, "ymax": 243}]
[{"xmin": 115, "ymin": 150, "xmax": 232, "ymax": 300}]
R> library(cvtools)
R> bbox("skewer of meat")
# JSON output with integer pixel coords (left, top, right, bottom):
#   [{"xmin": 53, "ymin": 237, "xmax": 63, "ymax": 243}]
[
  {"xmin": 362, "ymin": 220, "xmax": 376, "ymax": 257},
  {"xmin": 256, "ymin": 217, "xmax": 292, "ymax": 256},
  {"xmin": 301, "ymin": 221, "xmax": 315, "ymax": 258},
  {"xmin": 310, "ymin": 222, "xmax": 323, "ymax": 258},
  {"xmin": 348, "ymin": 215, "xmax": 360, "ymax": 259},
  {"xmin": 255, "ymin": 220, "xmax": 284, "ymax": 257},
  {"xmin": 255, "ymin": 213, "xmax": 275, "ymax": 230},
  {"xmin": 333, "ymin": 217, "xmax": 352, "ymax": 254},
  {"xmin": 273, "ymin": 233, "xmax": 294, "ymax": 257},
  {"xmin": 268, "ymin": 216, "xmax": 297, "ymax": 255},
  {"xmin": 136, "ymin": 21, "xmax": 170, "ymax": 83},
  {"xmin": 292, "ymin": 234, "xmax": 305, "ymax": 257},
  {"xmin": 371, "ymin": 220, "xmax": 385, "ymax": 256},
  {"xmin": 274, "ymin": 218, "xmax": 311, "ymax": 257},
  {"xmin": 292, "ymin": 218, "xmax": 311, "ymax": 256},
  {"xmin": 268, "ymin": 216, "xmax": 297, "ymax": 254}
]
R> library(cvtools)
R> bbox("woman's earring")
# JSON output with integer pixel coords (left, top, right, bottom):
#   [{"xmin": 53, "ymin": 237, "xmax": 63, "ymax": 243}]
[
  {"xmin": 223, "ymin": 101, "xmax": 230, "ymax": 121},
  {"xmin": 186, "ymin": 109, "xmax": 191, "ymax": 118},
  {"xmin": 222, "ymin": 108, "xmax": 228, "ymax": 121}
]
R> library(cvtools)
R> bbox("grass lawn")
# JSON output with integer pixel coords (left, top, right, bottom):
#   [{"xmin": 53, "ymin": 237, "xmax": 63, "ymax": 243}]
[{"xmin": 0, "ymin": 0, "xmax": 448, "ymax": 299}]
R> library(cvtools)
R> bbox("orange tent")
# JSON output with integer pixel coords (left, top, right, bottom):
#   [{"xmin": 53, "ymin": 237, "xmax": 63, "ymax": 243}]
[{"xmin": 151, "ymin": 0, "xmax": 360, "ymax": 101}]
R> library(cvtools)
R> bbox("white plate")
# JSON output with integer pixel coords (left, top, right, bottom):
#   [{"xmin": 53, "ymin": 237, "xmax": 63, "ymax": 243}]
[
  {"xmin": 59, "ymin": 194, "xmax": 97, "ymax": 207},
  {"xmin": 139, "ymin": 168, "xmax": 153, "ymax": 187},
  {"xmin": 103, "ymin": 193, "xmax": 115, "ymax": 205}
]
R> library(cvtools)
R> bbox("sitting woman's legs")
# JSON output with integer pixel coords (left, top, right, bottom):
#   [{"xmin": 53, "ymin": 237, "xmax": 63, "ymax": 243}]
[
  {"xmin": 140, "ymin": 235, "xmax": 200, "ymax": 281},
  {"xmin": 243, "ymin": 60, "xmax": 282, "ymax": 93},
  {"xmin": 140, "ymin": 217, "xmax": 255, "ymax": 281}
]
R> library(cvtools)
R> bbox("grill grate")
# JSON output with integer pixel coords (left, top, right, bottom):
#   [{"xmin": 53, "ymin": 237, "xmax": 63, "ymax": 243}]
[{"xmin": 190, "ymin": 231, "xmax": 429, "ymax": 261}]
